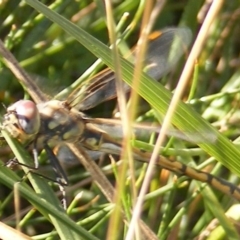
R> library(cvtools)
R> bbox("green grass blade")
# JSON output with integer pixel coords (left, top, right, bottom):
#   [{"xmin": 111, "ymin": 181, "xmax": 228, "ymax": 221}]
[
  {"xmin": 0, "ymin": 129, "xmax": 99, "ymax": 240},
  {"xmin": 24, "ymin": 0, "xmax": 240, "ymax": 177}
]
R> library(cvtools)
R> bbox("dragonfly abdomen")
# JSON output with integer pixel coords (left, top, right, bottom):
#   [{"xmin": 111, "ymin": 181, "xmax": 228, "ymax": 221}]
[{"xmin": 139, "ymin": 150, "xmax": 240, "ymax": 201}]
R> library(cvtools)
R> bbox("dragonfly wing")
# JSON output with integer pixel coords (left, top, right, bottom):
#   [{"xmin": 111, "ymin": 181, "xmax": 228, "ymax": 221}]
[
  {"xmin": 55, "ymin": 144, "xmax": 104, "ymax": 166},
  {"xmin": 76, "ymin": 70, "xmax": 130, "ymax": 111},
  {"xmin": 143, "ymin": 27, "xmax": 192, "ymax": 80},
  {"xmin": 75, "ymin": 27, "xmax": 192, "ymax": 111},
  {"xmin": 83, "ymin": 117, "xmax": 217, "ymax": 143}
]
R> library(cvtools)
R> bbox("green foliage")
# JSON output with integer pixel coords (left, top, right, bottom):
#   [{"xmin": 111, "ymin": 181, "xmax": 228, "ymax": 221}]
[{"xmin": 1, "ymin": 1, "xmax": 240, "ymax": 239}]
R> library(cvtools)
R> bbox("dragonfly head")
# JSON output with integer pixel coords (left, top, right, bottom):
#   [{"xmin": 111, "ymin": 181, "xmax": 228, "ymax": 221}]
[{"xmin": 2, "ymin": 100, "xmax": 41, "ymax": 143}]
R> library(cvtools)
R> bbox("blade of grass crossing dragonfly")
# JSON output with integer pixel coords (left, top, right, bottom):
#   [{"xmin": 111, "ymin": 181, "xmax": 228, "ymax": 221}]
[{"xmin": 24, "ymin": 0, "xmax": 240, "ymax": 178}]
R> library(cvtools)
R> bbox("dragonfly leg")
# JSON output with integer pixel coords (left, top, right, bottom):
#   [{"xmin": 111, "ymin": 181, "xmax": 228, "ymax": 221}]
[
  {"xmin": 32, "ymin": 140, "xmax": 39, "ymax": 169},
  {"xmin": 5, "ymin": 157, "xmax": 38, "ymax": 170},
  {"xmin": 43, "ymin": 142, "xmax": 68, "ymax": 209}
]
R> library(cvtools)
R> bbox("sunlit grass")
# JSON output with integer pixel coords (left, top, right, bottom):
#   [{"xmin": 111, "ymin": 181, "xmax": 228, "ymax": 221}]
[{"xmin": 1, "ymin": 0, "xmax": 240, "ymax": 239}]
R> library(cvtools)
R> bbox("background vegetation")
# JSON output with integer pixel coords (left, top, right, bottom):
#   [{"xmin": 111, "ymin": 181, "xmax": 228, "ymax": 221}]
[{"xmin": 1, "ymin": 0, "xmax": 240, "ymax": 239}]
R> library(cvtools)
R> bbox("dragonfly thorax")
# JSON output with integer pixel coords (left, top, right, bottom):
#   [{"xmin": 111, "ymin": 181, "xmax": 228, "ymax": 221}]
[{"xmin": 37, "ymin": 100, "xmax": 85, "ymax": 144}]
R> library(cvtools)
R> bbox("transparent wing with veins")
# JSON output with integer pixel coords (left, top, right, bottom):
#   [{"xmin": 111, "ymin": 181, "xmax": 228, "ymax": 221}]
[
  {"xmin": 66, "ymin": 27, "xmax": 192, "ymax": 110},
  {"xmin": 2, "ymin": 28, "xmax": 240, "ymax": 202},
  {"xmin": 61, "ymin": 28, "xmax": 214, "ymax": 145}
]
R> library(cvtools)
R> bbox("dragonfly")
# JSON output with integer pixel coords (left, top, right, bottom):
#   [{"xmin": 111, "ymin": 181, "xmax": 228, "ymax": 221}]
[{"xmin": 1, "ymin": 27, "xmax": 240, "ymax": 206}]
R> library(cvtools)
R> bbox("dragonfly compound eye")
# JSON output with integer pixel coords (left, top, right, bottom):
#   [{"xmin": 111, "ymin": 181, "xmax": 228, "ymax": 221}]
[{"xmin": 7, "ymin": 100, "xmax": 41, "ymax": 135}]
